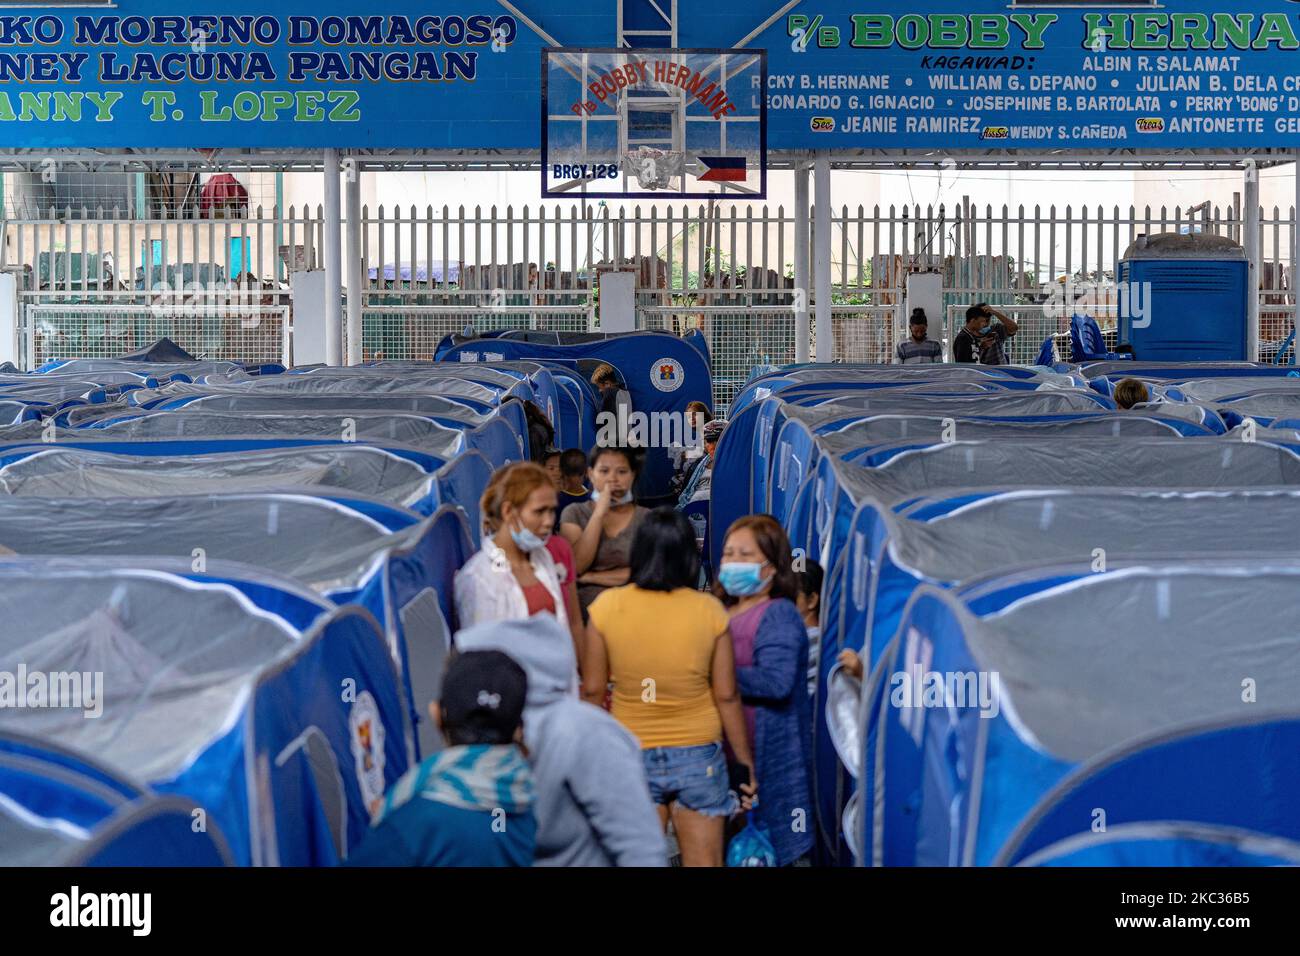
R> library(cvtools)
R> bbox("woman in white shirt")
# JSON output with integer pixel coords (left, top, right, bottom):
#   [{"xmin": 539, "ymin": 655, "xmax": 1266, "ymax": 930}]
[{"xmin": 454, "ymin": 462, "xmax": 569, "ymax": 633}]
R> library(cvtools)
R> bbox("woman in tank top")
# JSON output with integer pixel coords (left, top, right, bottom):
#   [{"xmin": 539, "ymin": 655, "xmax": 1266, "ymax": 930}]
[{"xmin": 560, "ymin": 446, "xmax": 650, "ymax": 613}]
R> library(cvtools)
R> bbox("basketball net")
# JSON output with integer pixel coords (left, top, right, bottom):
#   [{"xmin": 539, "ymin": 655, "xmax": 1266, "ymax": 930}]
[{"xmin": 623, "ymin": 147, "xmax": 683, "ymax": 191}]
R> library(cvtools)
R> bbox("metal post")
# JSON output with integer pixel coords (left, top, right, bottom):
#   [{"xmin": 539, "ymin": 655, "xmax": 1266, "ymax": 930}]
[
  {"xmin": 323, "ymin": 148, "xmax": 343, "ymax": 366},
  {"xmin": 794, "ymin": 160, "xmax": 810, "ymax": 364},
  {"xmin": 274, "ymin": 171, "xmax": 284, "ymax": 282},
  {"xmin": 346, "ymin": 158, "xmax": 363, "ymax": 366},
  {"xmin": 813, "ymin": 152, "xmax": 832, "ymax": 363},
  {"xmin": 1294, "ymin": 153, "xmax": 1299, "ymax": 365},
  {"xmin": 1244, "ymin": 164, "xmax": 1260, "ymax": 363}
]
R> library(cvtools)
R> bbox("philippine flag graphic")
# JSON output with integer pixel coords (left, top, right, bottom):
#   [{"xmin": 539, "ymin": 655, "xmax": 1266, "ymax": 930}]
[{"xmin": 696, "ymin": 156, "xmax": 747, "ymax": 182}]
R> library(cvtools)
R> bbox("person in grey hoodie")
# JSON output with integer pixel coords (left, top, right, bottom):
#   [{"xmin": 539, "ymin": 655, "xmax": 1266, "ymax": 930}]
[{"xmin": 455, "ymin": 614, "xmax": 668, "ymax": 867}]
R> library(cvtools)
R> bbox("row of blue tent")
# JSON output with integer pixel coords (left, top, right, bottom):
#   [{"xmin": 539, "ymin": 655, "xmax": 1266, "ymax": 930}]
[
  {"xmin": 713, "ymin": 359, "xmax": 1300, "ymax": 867},
  {"xmin": 0, "ymin": 332, "xmax": 711, "ymax": 866}
]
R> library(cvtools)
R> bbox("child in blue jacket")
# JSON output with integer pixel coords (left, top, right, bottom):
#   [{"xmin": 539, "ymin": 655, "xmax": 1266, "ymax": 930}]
[{"xmin": 350, "ymin": 651, "xmax": 536, "ymax": 867}]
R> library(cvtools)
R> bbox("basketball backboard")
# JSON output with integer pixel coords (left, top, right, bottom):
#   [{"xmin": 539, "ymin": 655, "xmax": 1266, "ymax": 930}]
[{"xmin": 541, "ymin": 47, "xmax": 766, "ymax": 200}]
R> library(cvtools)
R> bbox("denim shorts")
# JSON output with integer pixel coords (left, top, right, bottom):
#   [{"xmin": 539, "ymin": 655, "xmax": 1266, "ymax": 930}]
[{"xmin": 641, "ymin": 741, "xmax": 739, "ymax": 817}]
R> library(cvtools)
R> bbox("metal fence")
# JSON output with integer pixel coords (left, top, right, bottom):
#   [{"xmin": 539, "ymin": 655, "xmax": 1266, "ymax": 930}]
[
  {"xmin": 24, "ymin": 300, "xmax": 291, "ymax": 369},
  {"xmin": 349, "ymin": 294, "xmax": 592, "ymax": 362},
  {"xmin": 10, "ymin": 200, "xmax": 1288, "ymax": 296},
  {"xmin": 5, "ymin": 199, "xmax": 1295, "ymax": 408}
]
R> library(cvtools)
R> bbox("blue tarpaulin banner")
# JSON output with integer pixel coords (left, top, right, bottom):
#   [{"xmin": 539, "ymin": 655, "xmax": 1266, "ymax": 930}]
[
  {"xmin": 0, "ymin": 2, "xmax": 540, "ymax": 148},
  {"xmin": 696, "ymin": 0, "xmax": 1300, "ymax": 149},
  {"xmin": 2, "ymin": 1, "xmax": 1298, "ymax": 149}
]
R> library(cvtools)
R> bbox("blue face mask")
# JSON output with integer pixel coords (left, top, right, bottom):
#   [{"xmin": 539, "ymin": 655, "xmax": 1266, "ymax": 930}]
[
  {"xmin": 718, "ymin": 561, "xmax": 771, "ymax": 597},
  {"xmin": 510, "ymin": 521, "xmax": 550, "ymax": 553},
  {"xmin": 591, "ymin": 488, "xmax": 634, "ymax": 505}
]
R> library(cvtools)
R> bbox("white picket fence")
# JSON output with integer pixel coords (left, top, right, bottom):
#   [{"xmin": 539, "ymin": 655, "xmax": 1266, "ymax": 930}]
[{"xmin": 5, "ymin": 201, "xmax": 1295, "ymax": 407}]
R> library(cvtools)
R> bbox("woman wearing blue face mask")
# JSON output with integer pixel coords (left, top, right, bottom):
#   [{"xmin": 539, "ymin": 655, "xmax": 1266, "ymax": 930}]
[
  {"xmin": 560, "ymin": 446, "xmax": 650, "ymax": 614},
  {"xmin": 714, "ymin": 514, "xmax": 813, "ymax": 866},
  {"xmin": 455, "ymin": 462, "xmax": 575, "ymax": 654}
]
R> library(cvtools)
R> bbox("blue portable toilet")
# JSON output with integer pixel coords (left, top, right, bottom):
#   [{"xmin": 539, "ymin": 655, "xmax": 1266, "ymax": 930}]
[{"xmin": 1119, "ymin": 232, "xmax": 1248, "ymax": 361}]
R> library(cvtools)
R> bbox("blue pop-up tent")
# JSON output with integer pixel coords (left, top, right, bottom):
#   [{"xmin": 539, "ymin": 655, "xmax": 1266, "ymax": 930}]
[
  {"xmin": 870, "ymin": 561, "xmax": 1300, "ymax": 867},
  {"xmin": 436, "ymin": 331, "xmax": 713, "ymax": 499},
  {"xmin": 801, "ymin": 436, "xmax": 1300, "ymax": 866},
  {"xmin": 0, "ymin": 442, "xmax": 444, "ymax": 512},
  {"xmin": 0, "ymin": 731, "xmax": 234, "ymax": 866},
  {"xmin": 0, "ymin": 494, "xmax": 476, "ymax": 762},
  {"xmin": 831, "ymin": 489, "xmax": 1300, "ymax": 865},
  {"xmin": 994, "ymin": 714, "xmax": 1300, "ymax": 867},
  {"xmin": 0, "ymin": 558, "xmax": 410, "ymax": 866},
  {"xmin": 727, "ymin": 362, "xmax": 1079, "ymax": 415},
  {"xmin": 710, "ymin": 364, "xmax": 1105, "ymax": 557}
]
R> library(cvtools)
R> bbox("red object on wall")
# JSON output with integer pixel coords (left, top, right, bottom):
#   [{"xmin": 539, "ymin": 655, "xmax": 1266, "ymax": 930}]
[{"xmin": 199, "ymin": 174, "xmax": 249, "ymax": 217}]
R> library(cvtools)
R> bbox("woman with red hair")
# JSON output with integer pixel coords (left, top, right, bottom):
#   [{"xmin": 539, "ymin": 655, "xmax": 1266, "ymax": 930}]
[{"xmin": 455, "ymin": 462, "xmax": 573, "ymax": 652}]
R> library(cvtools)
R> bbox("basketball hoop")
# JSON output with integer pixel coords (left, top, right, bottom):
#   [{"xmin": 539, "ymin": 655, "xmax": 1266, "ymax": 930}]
[
  {"xmin": 543, "ymin": 48, "xmax": 766, "ymax": 199},
  {"xmin": 623, "ymin": 147, "xmax": 683, "ymax": 191}
]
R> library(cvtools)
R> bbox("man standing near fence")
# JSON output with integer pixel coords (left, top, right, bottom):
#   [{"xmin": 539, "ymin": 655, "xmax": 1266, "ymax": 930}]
[
  {"xmin": 895, "ymin": 308, "xmax": 943, "ymax": 364},
  {"xmin": 953, "ymin": 303, "xmax": 1018, "ymax": 365}
]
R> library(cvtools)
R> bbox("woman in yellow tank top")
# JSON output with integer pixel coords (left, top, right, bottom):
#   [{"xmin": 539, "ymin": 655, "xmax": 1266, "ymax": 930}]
[{"xmin": 582, "ymin": 508, "xmax": 756, "ymax": 867}]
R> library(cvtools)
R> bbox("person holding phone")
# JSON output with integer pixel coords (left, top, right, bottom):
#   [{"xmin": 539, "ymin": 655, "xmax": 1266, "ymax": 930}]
[{"xmin": 953, "ymin": 303, "xmax": 1018, "ymax": 365}]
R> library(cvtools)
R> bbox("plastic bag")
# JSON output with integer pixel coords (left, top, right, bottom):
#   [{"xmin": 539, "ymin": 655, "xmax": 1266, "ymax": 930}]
[{"xmin": 726, "ymin": 817, "xmax": 777, "ymax": 867}]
